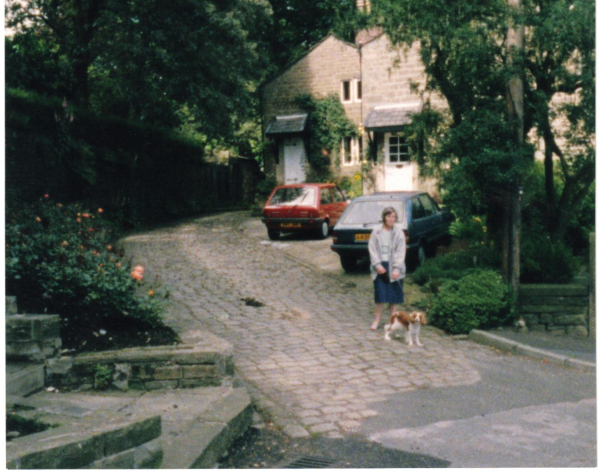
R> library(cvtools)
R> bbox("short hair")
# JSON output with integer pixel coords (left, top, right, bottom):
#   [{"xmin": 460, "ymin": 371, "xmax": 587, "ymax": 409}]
[{"xmin": 381, "ymin": 206, "xmax": 397, "ymax": 222}]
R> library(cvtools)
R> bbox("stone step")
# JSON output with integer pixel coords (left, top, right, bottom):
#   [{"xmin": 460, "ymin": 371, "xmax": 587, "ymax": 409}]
[
  {"xmin": 519, "ymin": 284, "xmax": 588, "ymax": 297},
  {"xmin": 7, "ymin": 363, "xmax": 45, "ymax": 397}
]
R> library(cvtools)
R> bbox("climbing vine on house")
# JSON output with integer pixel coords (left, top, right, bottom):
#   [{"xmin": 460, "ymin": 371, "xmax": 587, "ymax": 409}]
[{"xmin": 295, "ymin": 94, "xmax": 357, "ymax": 181}]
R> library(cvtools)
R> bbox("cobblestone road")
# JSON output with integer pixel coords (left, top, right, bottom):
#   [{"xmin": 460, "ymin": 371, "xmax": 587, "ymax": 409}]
[{"xmin": 122, "ymin": 212, "xmax": 480, "ymax": 438}]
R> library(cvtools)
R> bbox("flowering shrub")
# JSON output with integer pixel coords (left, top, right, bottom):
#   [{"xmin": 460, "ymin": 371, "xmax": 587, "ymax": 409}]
[{"xmin": 6, "ymin": 196, "xmax": 175, "ymax": 350}]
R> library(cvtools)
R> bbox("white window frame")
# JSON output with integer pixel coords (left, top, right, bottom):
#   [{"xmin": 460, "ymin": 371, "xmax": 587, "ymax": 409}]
[
  {"xmin": 354, "ymin": 79, "xmax": 362, "ymax": 103},
  {"xmin": 340, "ymin": 79, "xmax": 362, "ymax": 103},
  {"xmin": 341, "ymin": 137, "xmax": 363, "ymax": 166},
  {"xmin": 385, "ymin": 132, "xmax": 410, "ymax": 164}
]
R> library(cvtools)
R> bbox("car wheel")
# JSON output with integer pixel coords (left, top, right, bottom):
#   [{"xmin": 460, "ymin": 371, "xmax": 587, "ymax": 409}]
[
  {"xmin": 317, "ymin": 221, "xmax": 329, "ymax": 239},
  {"xmin": 340, "ymin": 254, "xmax": 358, "ymax": 272},
  {"xmin": 417, "ymin": 244, "xmax": 426, "ymax": 267},
  {"xmin": 268, "ymin": 229, "xmax": 280, "ymax": 240}
]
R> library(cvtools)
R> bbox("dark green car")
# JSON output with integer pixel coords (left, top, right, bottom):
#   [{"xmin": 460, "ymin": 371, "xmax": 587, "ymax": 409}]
[{"xmin": 330, "ymin": 192, "xmax": 454, "ymax": 272}]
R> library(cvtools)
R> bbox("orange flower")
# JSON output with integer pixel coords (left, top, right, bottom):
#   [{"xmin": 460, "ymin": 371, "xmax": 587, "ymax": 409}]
[
  {"xmin": 107, "ymin": 245, "xmax": 113, "ymax": 251},
  {"xmin": 60, "ymin": 241, "xmax": 69, "ymax": 247},
  {"xmin": 44, "ymin": 194, "xmax": 49, "ymax": 199},
  {"xmin": 82, "ymin": 213, "xmax": 89, "ymax": 218},
  {"xmin": 89, "ymin": 227, "xmax": 95, "ymax": 232},
  {"xmin": 116, "ymin": 262, "xmax": 121, "ymax": 268},
  {"xmin": 148, "ymin": 290, "xmax": 155, "ymax": 297},
  {"xmin": 57, "ymin": 203, "xmax": 63, "ymax": 208},
  {"xmin": 98, "ymin": 208, "xmax": 103, "ymax": 214},
  {"xmin": 76, "ymin": 218, "xmax": 82, "ymax": 223},
  {"xmin": 36, "ymin": 216, "xmax": 41, "ymax": 222},
  {"xmin": 131, "ymin": 265, "xmax": 145, "ymax": 281}
]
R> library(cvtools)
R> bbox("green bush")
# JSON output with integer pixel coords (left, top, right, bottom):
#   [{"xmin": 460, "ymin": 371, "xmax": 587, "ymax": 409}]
[
  {"xmin": 430, "ymin": 270, "xmax": 513, "ymax": 334},
  {"xmin": 6, "ymin": 196, "xmax": 174, "ymax": 350},
  {"xmin": 520, "ymin": 232, "xmax": 577, "ymax": 283},
  {"xmin": 334, "ymin": 173, "xmax": 363, "ymax": 199},
  {"xmin": 412, "ymin": 244, "xmax": 500, "ymax": 287}
]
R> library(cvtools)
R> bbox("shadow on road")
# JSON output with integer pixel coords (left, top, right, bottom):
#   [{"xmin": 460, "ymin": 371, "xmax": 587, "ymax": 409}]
[{"xmin": 218, "ymin": 426, "xmax": 450, "ymax": 469}]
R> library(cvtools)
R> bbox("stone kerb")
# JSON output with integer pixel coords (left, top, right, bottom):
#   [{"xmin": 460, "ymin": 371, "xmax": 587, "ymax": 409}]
[
  {"xmin": 7, "ymin": 415, "xmax": 162, "ymax": 469},
  {"xmin": 519, "ymin": 284, "xmax": 590, "ymax": 336},
  {"xmin": 46, "ymin": 342, "xmax": 235, "ymax": 391}
]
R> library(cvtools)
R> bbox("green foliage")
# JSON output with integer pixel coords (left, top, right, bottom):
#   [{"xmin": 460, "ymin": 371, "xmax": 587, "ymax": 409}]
[
  {"xmin": 5, "ymin": 197, "xmax": 170, "ymax": 350},
  {"xmin": 449, "ymin": 216, "xmax": 488, "ymax": 243},
  {"xmin": 412, "ymin": 244, "xmax": 500, "ymax": 288},
  {"xmin": 256, "ymin": 178, "xmax": 279, "ymax": 197},
  {"xmin": 94, "ymin": 364, "xmax": 114, "ymax": 390},
  {"xmin": 334, "ymin": 173, "xmax": 363, "ymax": 199},
  {"xmin": 6, "ymin": 414, "xmax": 56, "ymax": 436},
  {"xmin": 295, "ymin": 94, "xmax": 358, "ymax": 181},
  {"xmin": 430, "ymin": 270, "xmax": 513, "ymax": 334},
  {"xmin": 520, "ymin": 233, "xmax": 577, "ymax": 284}
]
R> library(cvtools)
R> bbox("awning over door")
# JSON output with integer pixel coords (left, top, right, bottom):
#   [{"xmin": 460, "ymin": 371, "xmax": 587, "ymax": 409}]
[
  {"xmin": 364, "ymin": 102, "xmax": 422, "ymax": 132},
  {"xmin": 265, "ymin": 114, "xmax": 308, "ymax": 136}
]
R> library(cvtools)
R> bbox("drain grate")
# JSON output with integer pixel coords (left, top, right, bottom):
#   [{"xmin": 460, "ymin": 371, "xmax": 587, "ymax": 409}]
[{"xmin": 279, "ymin": 456, "xmax": 338, "ymax": 469}]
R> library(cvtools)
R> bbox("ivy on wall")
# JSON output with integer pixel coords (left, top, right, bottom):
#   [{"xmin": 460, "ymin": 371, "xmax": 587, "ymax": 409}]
[{"xmin": 294, "ymin": 93, "xmax": 357, "ymax": 182}]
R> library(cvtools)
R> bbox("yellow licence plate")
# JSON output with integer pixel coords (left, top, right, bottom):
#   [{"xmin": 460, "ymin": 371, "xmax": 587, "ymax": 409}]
[
  {"xmin": 281, "ymin": 223, "xmax": 302, "ymax": 228},
  {"xmin": 355, "ymin": 233, "xmax": 370, "ymax": 241}
]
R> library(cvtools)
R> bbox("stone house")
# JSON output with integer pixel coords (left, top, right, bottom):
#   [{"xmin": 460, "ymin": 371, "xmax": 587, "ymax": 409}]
[{"xmin": 260, "ymin": 1, "xmax": 445, "ymax": 194}]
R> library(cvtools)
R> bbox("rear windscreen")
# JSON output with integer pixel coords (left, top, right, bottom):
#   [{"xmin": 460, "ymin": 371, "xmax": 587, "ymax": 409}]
[
  {"xmin": 268, "ymin": 187, "xmax": 317, "ymax": 206},
  {"xmin": 340, "ymin": 201, "xmax": 405, "ymax": 226}
]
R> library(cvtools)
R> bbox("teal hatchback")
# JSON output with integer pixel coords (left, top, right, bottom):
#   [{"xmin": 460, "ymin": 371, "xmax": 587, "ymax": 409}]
[{"xmin": 330, "ymin": 192, "xmax": 454, "ymax": 271}]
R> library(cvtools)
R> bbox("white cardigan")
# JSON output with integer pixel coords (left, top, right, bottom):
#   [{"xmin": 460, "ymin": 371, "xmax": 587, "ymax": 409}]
[{"xmin": 368, "ymin": 224, "xmax": 406, "ymax": 282}]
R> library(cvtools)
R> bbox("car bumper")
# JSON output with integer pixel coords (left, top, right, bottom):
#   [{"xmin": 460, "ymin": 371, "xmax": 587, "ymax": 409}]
[{"xmin": 261, "ymin": 217, "xmax": 326, "ymax": 230}]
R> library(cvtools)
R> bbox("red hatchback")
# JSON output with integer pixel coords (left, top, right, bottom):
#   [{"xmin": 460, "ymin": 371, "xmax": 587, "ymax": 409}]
[{"xmin": 262, "ymin": 183, "xmax": 349, "ymax": 240}]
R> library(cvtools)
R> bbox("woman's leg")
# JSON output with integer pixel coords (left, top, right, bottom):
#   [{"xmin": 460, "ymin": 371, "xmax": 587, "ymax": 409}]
[
  {"xmin": 371, "ymin": 303, "xmax": 383, "ymax": 330},
  {"xmin": 389, "ymin": 304, "xmax": 397, "ymax": 318}
]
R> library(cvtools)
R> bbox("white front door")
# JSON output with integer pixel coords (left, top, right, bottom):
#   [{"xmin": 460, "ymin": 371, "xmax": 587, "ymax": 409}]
[
  {"xmin": 383, "ymin": 132, "xmax": 416, "ymax": 191},
  {"xmin": 283, "ymin": 137, "xmax": 307, "ymax": 184}
]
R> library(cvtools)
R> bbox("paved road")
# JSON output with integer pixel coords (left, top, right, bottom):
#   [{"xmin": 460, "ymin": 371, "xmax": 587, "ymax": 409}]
[{"xmin": 122, "ymin": 212, "xmax": 596, "ymax": 467}]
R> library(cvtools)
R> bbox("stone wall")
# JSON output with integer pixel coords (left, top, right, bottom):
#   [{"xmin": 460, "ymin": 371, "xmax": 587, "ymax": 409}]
[
  {"xmin": 46, "ymin": 343, "xmax": 234, "ymax": 391},
  {"xmin": 6, "ymin": 297, "xmax": 62, "ymax": 363},
  {"xmin": 519, "ymin": 284, "xmax": 590, "ymax": 336}
]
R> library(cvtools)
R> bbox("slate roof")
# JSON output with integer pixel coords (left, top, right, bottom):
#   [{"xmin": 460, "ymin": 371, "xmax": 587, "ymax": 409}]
[
  {"xmin": 364, "ymin": 103, "xmax": 422, "ymax": 131},
  {"xmin": 265, "ymin": 114, "xmax": 308, "ymax": 136}
]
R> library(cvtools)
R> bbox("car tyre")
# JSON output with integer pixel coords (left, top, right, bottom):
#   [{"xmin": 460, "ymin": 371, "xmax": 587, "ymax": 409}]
[
  {"xmin": 417, "ymin": 243, "xmax": 426, "ymax": 267},
  {"xmin": 268, "ymin": 229, "xmax": 281, "ymax": 240},
  {"xmin": 340, "ymin": 254, "xmax": 358, "ymax": 272},
  {"xmin": 317, "ymin": 221, "xmax": 329, "ymax": 240}
]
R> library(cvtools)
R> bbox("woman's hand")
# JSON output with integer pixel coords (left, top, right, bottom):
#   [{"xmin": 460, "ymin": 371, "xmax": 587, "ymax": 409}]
[
  {"xmin": 376, "ymin": 265, "xmax": 387, "ymax": 275},
  {"xmin": 391, "ymin": 270, "xmax": 400, "ymax": 280}
]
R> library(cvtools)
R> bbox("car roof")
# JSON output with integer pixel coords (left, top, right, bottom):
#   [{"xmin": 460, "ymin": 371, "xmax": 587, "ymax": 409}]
[
  {"xmin": 274, "ymin": 183, "xmax": 335, "ymax": 189},
  {"xmin": 353, "ymin": 191, "xmax": 424, "ymax": 201}
]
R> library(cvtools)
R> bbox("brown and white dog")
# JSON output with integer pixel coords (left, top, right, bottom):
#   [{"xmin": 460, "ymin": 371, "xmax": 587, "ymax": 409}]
[{"xmin": 384, "ymin": 311, "xmax": 427, "ymax": 346}]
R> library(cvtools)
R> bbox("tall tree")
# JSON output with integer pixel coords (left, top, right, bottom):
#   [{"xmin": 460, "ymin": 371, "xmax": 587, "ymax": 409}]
[
  {"xmin": 373, "ymin": 0, "xmax": 594, "ymax": 242},
  {"xmin": 6, "ymin": 0, "xmax": 272, "ymax": 139}
]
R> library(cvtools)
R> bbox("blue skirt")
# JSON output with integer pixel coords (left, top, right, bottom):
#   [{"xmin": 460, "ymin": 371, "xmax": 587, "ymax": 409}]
[{"xmin": 374, "ymin": 262, "xmax": 404, "ymax": 304}]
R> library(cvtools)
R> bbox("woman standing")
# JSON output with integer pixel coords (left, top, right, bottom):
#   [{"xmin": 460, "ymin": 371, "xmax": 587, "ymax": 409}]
[{"xmin": 368, "ymin": 207, "xmax": 406, "ymax": 330}]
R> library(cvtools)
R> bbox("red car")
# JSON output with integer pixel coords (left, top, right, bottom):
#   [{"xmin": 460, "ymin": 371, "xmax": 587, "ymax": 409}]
[{"xmin": 262, "ymin": 183, "xmax": 349, "ymax": 240}]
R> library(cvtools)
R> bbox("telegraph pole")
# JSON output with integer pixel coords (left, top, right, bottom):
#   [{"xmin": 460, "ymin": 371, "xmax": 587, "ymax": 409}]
[{"xmin": 505, "ymin": 0, "xmax": 524, "ymax": 293}]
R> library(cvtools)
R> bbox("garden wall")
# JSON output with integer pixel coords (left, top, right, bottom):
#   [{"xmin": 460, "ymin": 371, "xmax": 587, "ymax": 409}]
[{"xmin": 519, "ymin": 284, "xmax": 590, "ymax": 336}]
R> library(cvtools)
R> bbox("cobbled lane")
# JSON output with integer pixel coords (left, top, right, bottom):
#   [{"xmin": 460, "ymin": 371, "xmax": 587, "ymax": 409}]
[{"xmin": 122, "ymin": 212, "xmax": 480, "ymax": 438}]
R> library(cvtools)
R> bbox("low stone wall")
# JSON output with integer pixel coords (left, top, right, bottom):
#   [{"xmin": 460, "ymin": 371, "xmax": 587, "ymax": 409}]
[
  {"xmin": 46, "ymin": 343, "xmax": 234, "ymax": 391},
  {"xmin": 6, "ymin": 313, "xmax": 62, "ymax": 363},
  {"xmin": 519, "ymin": 284, "xmax": 590, "ymax": 336},
  {"xmin": 7, "ymin": 415, "xmax": 162, "ymax": 469}
]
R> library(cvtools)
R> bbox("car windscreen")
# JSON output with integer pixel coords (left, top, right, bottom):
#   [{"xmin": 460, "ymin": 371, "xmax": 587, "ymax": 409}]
[
  {"xmin": 268, "ymin": 187, "xmax": 317, "ymax": 206},
  {"xmin": 340, "ymin": 200, "xmax": 406, "ymax": 226}
]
